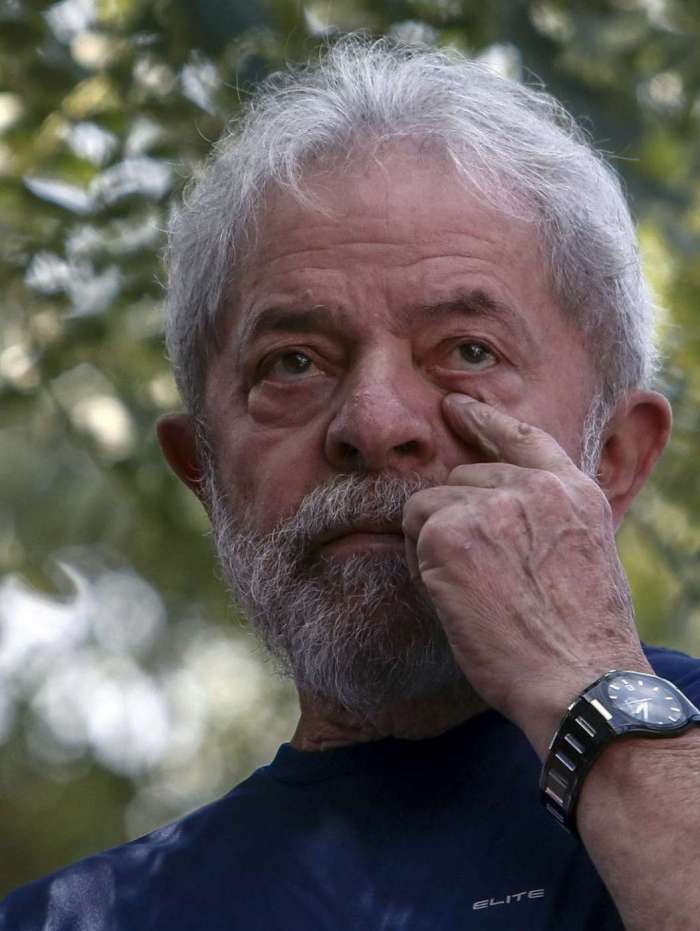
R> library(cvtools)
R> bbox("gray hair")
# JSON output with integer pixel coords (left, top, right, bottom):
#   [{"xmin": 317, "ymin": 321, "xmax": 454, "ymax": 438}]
[{"xmin": 165, "ymin": 36, "xmax": 659, "ymax": 428}]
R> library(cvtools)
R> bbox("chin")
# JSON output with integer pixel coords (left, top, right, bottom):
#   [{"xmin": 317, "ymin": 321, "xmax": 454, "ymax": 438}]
[{"xmin": 243, "ymin": 553, "xmax": 466, "ymax": 714}]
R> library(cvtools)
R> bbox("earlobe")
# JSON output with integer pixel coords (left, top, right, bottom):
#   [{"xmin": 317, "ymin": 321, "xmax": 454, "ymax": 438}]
[
  {"xmin": 597, "ymin": 391, "xmax": 672, "ymax": 527},
  {"xmin": 156, "ymin": 413, "xmax": 208, "ymax": 501}
]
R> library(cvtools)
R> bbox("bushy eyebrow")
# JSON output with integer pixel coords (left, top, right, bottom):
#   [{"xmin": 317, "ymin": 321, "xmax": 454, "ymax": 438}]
[
  {"xmin": 236, "ymin": 286, "xmax": 536, "ymax": 363},
  {"xmin": 234, "ymin": 305, "xmax": 343, "ymax": 369},
  {"xmin": 240, "ymin": 305, "xmax": 340, "ymax": 346},
  {"xmin": 403, "ymin": 288, "xmax": 536, "ymax": 352}
]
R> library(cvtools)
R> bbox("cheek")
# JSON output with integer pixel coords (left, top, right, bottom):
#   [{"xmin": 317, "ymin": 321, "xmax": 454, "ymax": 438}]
[
  {"xmin": 473, "ymin": 372, "xmax": 523, "ymax": 407},
  {"xmin": 507, "ymin": 393, "xmax": 590, "ymax": 464},
  {"xmin": 210, "ymin": 408, "xmax": 330, "ymax": 531},
  {"xmin": 453, "ymin": 375, "xmax": 525, "ymax": 422}
]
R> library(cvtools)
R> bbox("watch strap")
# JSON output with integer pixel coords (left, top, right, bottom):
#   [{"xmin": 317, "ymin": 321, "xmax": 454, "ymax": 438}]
[{"xmin": 539, "ymin": 680, "xmax": 613, "ymax": 835}]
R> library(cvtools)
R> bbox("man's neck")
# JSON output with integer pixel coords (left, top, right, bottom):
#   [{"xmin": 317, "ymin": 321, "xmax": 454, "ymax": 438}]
[{"xmin": 290, "ymin": 680, "xmax": 487, "ymax": 751}]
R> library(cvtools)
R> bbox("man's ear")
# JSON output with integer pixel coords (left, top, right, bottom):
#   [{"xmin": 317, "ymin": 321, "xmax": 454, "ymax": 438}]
[
  {"xmin": 156, "ymin": 413, "xmax": 208, "ymax": 503},
  {"xmin": 596, "ymin": 390, "xmax": 672, "ymax": 528}
]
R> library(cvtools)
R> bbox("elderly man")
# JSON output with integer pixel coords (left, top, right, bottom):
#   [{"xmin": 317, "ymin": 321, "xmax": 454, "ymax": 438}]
[{"xmin": 3, "ymin": 37, "xmax": 700, "ymax": 931}]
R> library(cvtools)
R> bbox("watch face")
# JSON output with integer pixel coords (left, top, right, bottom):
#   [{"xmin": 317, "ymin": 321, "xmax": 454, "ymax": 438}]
[{"xmin": 606, "ymin": 674, "xmax": 685, "ymax": 725}]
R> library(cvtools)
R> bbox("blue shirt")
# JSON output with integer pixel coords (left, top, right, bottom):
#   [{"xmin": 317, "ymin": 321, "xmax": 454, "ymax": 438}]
[{"xmin": 2, "ymin": 644, "xmax": 699, "ymax": 930}]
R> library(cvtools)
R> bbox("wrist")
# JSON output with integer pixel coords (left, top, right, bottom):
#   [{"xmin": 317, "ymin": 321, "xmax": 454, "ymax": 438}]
[
  {"xmin": 517, "ymin": 658, "xmax": 654, "ymax": 760},
  {"xmin": 576, "ymin": 728, "xmax": 700, "ymax": 850},
  {"xmin": 538, "ymin": 669, "xmax": 700, "ymax": 835}
]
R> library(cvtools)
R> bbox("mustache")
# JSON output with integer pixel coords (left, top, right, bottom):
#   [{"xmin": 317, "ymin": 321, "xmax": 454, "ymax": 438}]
[{"xmin": 264, "ymin": 472, "xmax": 436, "ymax": 557}]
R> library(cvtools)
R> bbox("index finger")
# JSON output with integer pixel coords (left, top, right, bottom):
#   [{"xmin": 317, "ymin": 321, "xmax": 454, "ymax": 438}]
[{"xmin": 442, "ymin": 394, "xmax": 580, "ymax": 475}]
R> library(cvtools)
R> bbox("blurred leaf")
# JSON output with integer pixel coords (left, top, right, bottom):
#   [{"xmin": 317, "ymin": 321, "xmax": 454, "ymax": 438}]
[{"xmin": 1, "ymin": 0, "xmax": 700, "ymax": 896}]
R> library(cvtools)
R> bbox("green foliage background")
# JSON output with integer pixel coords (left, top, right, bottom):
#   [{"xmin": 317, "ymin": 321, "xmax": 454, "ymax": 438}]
[{"xmin": 1, "ymin": 0, "xmax": 699, "ymax": 895}]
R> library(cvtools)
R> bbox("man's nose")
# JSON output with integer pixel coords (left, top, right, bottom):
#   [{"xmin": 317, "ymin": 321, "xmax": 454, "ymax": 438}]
[{"xmin": 324, "ymin": 356, "xmax": 436, "ymax": 472}]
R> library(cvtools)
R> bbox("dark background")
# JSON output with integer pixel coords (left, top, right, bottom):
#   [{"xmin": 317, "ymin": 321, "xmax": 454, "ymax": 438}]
[{"xmin": 1, "ymin": 0, "xmax": 699, "ymax": 895}]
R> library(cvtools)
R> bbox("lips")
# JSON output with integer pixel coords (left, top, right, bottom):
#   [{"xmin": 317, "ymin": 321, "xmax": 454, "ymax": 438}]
[{"xmin": 318, "ymin": 523, "xmax": 404, "ymax": 546}]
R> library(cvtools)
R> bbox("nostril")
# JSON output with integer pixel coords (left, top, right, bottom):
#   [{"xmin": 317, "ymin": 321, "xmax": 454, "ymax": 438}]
[
  {"xmin": 395, "ymin": 440, "xmax": 419, "ymax": 455},
  {"xmin": 338, "ymin": 441, "xmax": 360, "ymax": 461}
]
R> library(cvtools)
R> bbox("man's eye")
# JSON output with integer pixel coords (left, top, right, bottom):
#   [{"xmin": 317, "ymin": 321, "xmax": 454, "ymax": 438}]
[
  {"xmin": 450, "ymin": 341, "xmax": 497, "ymax": 370},
  {"xmin": 263, "ymin": 350, "xmax": 320, "ymax": 381}
]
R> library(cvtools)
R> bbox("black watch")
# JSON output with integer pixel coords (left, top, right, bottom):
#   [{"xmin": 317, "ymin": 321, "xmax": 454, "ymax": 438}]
[{"xmin": 540, "ymin": 670, "xmax": 700, "ymax": 836}]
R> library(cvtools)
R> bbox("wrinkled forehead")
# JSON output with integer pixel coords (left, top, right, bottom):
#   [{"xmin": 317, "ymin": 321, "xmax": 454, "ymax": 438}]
[{"xmin": 227, "ymin": 140, "xmax": 545, "ymax": 310}]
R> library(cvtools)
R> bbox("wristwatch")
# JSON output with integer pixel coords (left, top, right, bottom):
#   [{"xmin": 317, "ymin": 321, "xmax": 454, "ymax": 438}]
[{"xmin": 540, "ymin": 670, "xmax": 700, "ymax": 836}]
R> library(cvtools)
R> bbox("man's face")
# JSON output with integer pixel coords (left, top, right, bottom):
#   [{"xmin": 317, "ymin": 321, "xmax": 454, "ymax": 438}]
[{"xmin": 202, "ymin": 147, "xmax": 597, "ymax": 711}]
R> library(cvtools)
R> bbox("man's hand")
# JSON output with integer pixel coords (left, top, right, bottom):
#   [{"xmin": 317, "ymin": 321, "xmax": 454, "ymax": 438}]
[
  {"xmin": 403, "ymin": 394, "xmax": 700, "ymax": 931},
  {"xmin": 402, "ymin": 394, "xmax": 651, "ymax": 757}
]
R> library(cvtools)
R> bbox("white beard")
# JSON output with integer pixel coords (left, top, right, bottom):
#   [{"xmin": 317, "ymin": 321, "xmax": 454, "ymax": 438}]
[{"xmin": 206, "ymin": 471, "xmax": 465, "ymax": 715}]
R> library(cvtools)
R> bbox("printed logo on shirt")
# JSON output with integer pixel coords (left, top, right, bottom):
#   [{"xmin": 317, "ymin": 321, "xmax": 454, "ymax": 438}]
[{"xmin": 472, "ymin": 888, "xmax": 545, "ymax": 910}]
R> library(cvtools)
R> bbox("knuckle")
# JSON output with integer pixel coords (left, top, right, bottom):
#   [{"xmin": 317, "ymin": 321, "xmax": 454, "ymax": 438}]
[
  {"xmin": 419, "ymin": 504, "xmax": 467, "ymax": 546},
  {"xmin": 586, "ymin": 484, "xmax": 614, "ymax": 523},
  {"xmin": 524, "ymin": 468, "xmax": 563, "ymax": 495},
  {"xmin": 402, "ymin": 499, "xmax": 425, "ymax": 534},
  {"xmin": 416, "ymin": 513, "xmax": 442, "ymax": 551},
  {"xmin": 575, "ymin": 474, "xmax": 606, "ymax": 504},
  {"xmin": 406, "ymin": 487, "xmax": 431, "ymax": 510},
  {"xmin": 513, "ymin": 419, "xmax": 539, "ymax": 443}
]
